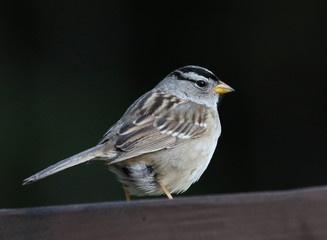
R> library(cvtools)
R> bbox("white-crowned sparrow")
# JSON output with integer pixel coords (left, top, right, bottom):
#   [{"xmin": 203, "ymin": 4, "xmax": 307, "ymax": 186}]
[{"xmin": 23, "ymin": 65, "xmax": 234, "ymax": 200}]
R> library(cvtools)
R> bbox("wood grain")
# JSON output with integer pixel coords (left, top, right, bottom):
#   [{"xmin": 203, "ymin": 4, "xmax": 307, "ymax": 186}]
[{"xmin": 1, "ymin": 186, "xmax": 327, "ymax": 240}]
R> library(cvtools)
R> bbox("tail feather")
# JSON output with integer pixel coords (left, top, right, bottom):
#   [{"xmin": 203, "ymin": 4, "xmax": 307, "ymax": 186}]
[{"xmin": 23, "ymin": 144, "xmax": 105, "ymax": 185}]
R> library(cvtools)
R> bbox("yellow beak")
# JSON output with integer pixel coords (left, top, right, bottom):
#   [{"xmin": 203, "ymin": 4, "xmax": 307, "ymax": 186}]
[{"xmin": 213, "ymin": 81, "xmax": 235, "ymax": 94}]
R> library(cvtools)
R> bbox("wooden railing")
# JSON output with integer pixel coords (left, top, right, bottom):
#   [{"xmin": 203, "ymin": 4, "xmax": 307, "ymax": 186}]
[{"xmin": 1, "ymin": 186, "xmax": 327, "ymax": 240}]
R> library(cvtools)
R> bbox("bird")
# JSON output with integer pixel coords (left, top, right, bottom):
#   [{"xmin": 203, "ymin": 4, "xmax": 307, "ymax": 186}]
[{"xmin": 23, "ymin": 65, "xmax": 234, "ymax": 201}]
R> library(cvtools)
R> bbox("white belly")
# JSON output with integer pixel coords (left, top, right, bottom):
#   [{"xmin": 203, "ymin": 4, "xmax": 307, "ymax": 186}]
[{"xmin": 111, "ymin": 111, "xmax": 221, "ymax": 196}]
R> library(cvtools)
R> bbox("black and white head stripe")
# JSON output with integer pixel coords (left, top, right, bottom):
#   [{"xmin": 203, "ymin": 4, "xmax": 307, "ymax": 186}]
[{"xmin": 168, "ymin": 65, "xmax": 219, "ymax": 82}]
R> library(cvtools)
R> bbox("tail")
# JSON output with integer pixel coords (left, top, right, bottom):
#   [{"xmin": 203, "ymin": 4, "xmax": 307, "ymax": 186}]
[{"xmin": 23, "ymin": 144, "xmax": 105, "ymax": 185}]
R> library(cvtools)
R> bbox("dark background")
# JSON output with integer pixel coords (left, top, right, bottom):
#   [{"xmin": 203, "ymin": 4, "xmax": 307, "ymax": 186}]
[{"xmin": 1, "ymin": 1, "xmax": 326, "ymax": 208}]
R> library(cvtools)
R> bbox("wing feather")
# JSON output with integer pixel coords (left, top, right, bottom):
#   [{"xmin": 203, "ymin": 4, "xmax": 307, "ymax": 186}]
[{"xmin": 99, "ymin": 90, "xmax": 210, "ymax": 164}]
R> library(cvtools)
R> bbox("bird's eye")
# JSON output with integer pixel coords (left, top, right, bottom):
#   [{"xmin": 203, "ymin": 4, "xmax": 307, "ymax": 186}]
[{"xmin": 196, "ymin": 80, "xmax": 207, "ymax": 88}]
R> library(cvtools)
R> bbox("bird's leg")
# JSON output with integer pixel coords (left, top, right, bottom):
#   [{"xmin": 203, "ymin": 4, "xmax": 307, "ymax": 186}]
[
  {"xmin": 123, "ymin": 184, "xmax": 131, "ymax": 201},
  {"xmin": 159, "ymin": 183, "xmax": 173, "ymax": 199}
]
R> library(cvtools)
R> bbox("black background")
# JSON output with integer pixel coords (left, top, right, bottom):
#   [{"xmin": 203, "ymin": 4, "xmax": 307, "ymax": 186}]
[{"xmin": 1, "ymin": 1, "xmax": 326, "ymax": 208}]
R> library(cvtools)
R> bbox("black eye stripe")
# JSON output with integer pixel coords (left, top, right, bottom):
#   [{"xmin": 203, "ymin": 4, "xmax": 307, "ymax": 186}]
[
  {"xmin": 169, "ymin": 71, "xmax": 183, "ymax": 79},
  {"xmin": 168, "ymin": 71, "xmax": 209, "ymax": 87},
  {"xmin": 186, "ymin": 79, "xmax": 207, "ymax": 88},
  {"xmin": 168, "ymin": 67, "xmax": 219, "ymax": 83}
]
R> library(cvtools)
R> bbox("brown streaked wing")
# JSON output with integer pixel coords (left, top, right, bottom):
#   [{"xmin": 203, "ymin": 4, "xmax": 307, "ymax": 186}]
[{"xmin": 106, "ymin": 90, "xmax": 209, "ymax": 164}]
